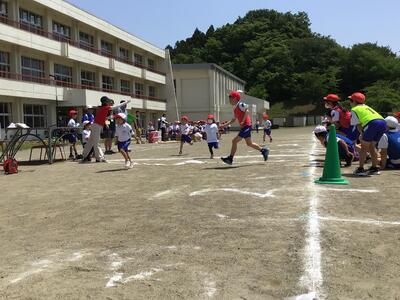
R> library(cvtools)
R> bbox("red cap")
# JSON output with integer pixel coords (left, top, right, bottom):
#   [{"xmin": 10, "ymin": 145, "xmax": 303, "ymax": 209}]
[
  {"xmin": 323, "ymin": 94, "xmax": 340, "ymax": 102},
  {"xmin": 394, "ymin": 112, "xmax": 400, "ymax": 119},
  {"xmin": 348, "ymin": 92, "xmax": 366, "ymax": 104},
  {"xmin": 229, "ymin": 91, "xmax": 241, "ymax": 101},
  {"xmin": 207, "ymin": 114, "xmax": 215, "ymax": 120},
  {"xmin": 69, "ymin": 109, "xmax": 78, "ymax": 116},
  {"xmin": 263, "ymin": 114, "xmax": 269, "ymax": 120},
  {"xmin": 181, "ymin": 115, "xmax": 189, "ymax": 121}
]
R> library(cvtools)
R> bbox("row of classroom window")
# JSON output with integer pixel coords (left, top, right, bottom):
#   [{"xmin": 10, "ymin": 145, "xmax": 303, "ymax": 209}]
[
  {"xmin": 0, "ymin": 2, "xmax": 155, "ymax": 69},
  {"xmin": 0, "ymin": 102, "xmax": 47, "ymax": 129},
  {"xmin": 0, "ymin": 51, "xmax": 157, "ymax": 96}
]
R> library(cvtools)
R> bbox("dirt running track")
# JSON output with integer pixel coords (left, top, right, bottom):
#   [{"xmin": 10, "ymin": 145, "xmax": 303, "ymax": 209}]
[{"xmin": 0, "ymin": 127, "xmax": 399, "ymax": 300}]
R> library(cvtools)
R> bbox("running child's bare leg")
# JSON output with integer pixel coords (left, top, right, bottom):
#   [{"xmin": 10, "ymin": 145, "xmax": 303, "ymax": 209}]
[
  {"xmin": 369, "ymin": 142, "xmax": 379, "ymax": 167},
  {"xmin": 179, "ymin": 141, "xmax": 184, "ymax": 155},
  {"xmin": 245, "ymin": 137, "xmax": 262, "ymax": 151}
]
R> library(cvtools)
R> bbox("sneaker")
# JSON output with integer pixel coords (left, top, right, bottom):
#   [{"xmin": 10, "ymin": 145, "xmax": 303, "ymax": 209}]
[
  {"xmin": 210, "ymin": 154, "xmax": 214, "ymax": 159},
  {"xmin": 129, "ymin": 161, "xmax": 134, "ymax": 169},
  {"xmin": 261, "ymin": 147, "xmax": 270, "ymax": 162},
  {"xmin": 367, "ymin": 166, "xmax": 381, "ymax": 175},
  {"xmin": 125, "ymin": 161, "xmax": 131, "ymax": 169},
  {"xmin": 345, "ymin": 153, "xmax": 354, "ymax": 167},
  {"xmin": 270, "ymin": 138, "xmax": 273, "ymax": 143},
  {"xmin": 80, "ymin": 159, "xmax": 90, "ymax": 164},
  {"xmin": 69, "ymin": 154, "xmax": 74, "ymax": 160},
  {"xmin": 221, "ymin": 156, "xmax": 233, "ymax": 165},
  {"xmin": 353, "ymin": 167, "xmax": 368, "ymax": 176},
  {"xmin": 179, "ymin": 151, "xmax": 182, "ymax": 155},
  {"xmin": 96, "ymin": 159, "xmax": 108, "ymax": 163}
]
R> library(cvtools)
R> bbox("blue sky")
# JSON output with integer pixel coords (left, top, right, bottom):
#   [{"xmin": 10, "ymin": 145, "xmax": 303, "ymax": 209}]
[{"xmin": 67, "ymin": 0, "xmax": 400, "ymax": 52}]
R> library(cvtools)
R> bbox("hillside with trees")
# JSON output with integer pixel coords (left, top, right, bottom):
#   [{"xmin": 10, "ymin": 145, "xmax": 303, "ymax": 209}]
[{"xmin": 167, "ymin": 9, "xmax": 400, "ymax": 115}]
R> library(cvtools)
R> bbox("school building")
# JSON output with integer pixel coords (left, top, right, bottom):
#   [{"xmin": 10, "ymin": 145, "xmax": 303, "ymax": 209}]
[
  {"xmin": 0, "ymin": 0, "xmax": 173, "ymax": 137},
  {"xmin": 170, "ymin": 63, "xmax": 269, "ymax": 126}
]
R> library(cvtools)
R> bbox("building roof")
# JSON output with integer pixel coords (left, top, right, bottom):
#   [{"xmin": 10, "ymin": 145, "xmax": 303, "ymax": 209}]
[{"xmin": 172, "ymin": 63, "xmax": 246, "ymax": 85}]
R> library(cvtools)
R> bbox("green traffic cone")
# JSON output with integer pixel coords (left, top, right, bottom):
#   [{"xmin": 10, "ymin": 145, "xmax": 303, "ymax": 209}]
[{"xmin": 315, "ymin": 125, "xmax": 349, "ymax": 185}]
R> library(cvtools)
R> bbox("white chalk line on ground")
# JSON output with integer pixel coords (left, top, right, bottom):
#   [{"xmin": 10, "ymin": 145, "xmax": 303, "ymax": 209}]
[
  {"xmin": 9, "ymin": 251, "xmax": 88, "ymax": 285},
  {"xmin": 318, "ymin": 216, "xmax": 400, "ymax": 226},
  {"xmin": 316, "ymin": 187, "xmax": 379, "ymax": 193},
  {"xmin": 299, "ymin": 137, "xmax": 323, "ymax": 298},
  {"xmin": 190, "ymin": 188, "xmax": 279, "ymax": 199}
]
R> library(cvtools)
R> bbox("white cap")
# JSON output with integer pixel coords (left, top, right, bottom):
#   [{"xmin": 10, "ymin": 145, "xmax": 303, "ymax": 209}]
[
  {"xmin": 86, "ymin": 105, "xmax": 93, "ymax": 109},
  {"xmin": 314, "ymin": 125, "xmax": 327, "ymax": 134},
  {"xmin": 82, "ymin": 120, "xmax": 91, "ymax": 126},
  {"xmin": 385, "ymin": 116, "xmax": 399, "ymax": 129},
  {"xmin": 115, "ymin": 113, "xmax": 126, "ymax": 120}
]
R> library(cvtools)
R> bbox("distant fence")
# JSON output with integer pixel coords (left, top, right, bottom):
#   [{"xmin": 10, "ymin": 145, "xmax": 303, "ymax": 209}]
[{"xmin": 272, "ymin": 115, "xmax": 324, "ymax": 127}]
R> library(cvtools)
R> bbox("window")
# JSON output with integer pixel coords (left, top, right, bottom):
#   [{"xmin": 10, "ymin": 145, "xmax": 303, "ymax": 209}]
[
  {"xmin": 119, "ymin": 48, "xmax": 130, "ymax": 61},
  {"xmin": 23, "ymin": 104, "xmax": 47, "ymax": 128},
  {"xmin": 134, "ymin": 53, "xmax": 143, "ymax": 66},
  {"xmin": 21, "ymin": 56, "xmax": 45, "ymax": 83},
  {"xmin": 0, "ymin": 102, "xmax": 11, "ymax": 130},
  {"xmin": 81, "ymin": 70, "xmax": 95, "ymax": 88},
  {"xmin": 0, "ymin": 1, "xmax": 8, "ymax": 17},
  {"xmin": 52, "ymin": 22, "xmax": 71, "ymax": 41},
  {"xmin": 135, "ymin": 82, "xmax": 144, "ymax": 96},
  {"xmin": 0, "ymin": 51, "xmax": 10, "ymax": 77},
  {"xmin": 121, "ymin": 79, "xmax": 131, "ymax": 94},
  {"xmin": 148, "ymin": 58, "xmax": 155, "ymax": 70},
  {"xmin": 102, "ymin": 75, "xmax": 114, "ymax": 91},
  {"xmin": 148, "ymin": 86, "xmax": 156, "ymax": 98},
  {"xmin": 54, "ymin": 64, "xmax": 72, "ymax": 86},
  {"xmin": 101, "ymin": 40, "xmax": 113, "ymax": 56},
  {"xmin": 79, "ymin": 32, "xmax": 94, "ymax": 50},
  {"xmin": 19, "ymin": 9, "xmax": 43, "ymax": 34}
]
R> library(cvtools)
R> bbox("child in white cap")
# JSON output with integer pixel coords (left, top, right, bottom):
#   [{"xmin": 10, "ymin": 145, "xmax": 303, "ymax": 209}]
[
  {"xmin": 378, "ymin": 116, "xmax": 400, "ymax": 169},
  {"xmin": 114, "ymin": 113, "xmax": 134, "ymax": 169}
]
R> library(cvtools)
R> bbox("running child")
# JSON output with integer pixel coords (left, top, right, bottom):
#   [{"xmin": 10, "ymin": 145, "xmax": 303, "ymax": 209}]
[
  {"xmin": 349, "ymin": 92, "xmax": 385, "ymax": 176},
  {"xmin": 67, "ymin": 109, "xmax": 80, "ymax": 160},
  {"xmin": 204, "ymin": 114, "xmax": 220, "ymax": 159},
  {"xmin": 81, "ymin": 96, "xmax": 130, "ymax": 163},
  {"xmin": 179, "ymin": 115, "xmax": 193, "ymax": 155},
  {"xmin": 221, "ymin": 91, "xmax": 269, "ymax": 165},
  {"xmin": 114, "ymin": 113, "xmax": 134, "ymax": 169},
  {"xmin": 263, "ymin": 114, "xmax": 273, "ymax": 143},
  {"xmin": 323, "ymin": 94, "xmax": 359, "ymax": 142}
]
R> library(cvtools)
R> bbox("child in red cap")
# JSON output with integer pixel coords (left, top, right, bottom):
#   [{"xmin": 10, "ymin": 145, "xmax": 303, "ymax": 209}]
[
  {"xmin": 204, "ymin": 114, "xmax": 220, "ymax": 159},
  {"xmin": 221, "ymin": 91, "xmax": 269, "ymax": 165},
  {"xmin": 349, "ymin": 92, "xmax": 385, "ymax": 176},
  {"xmin": 179, "ymin": 115, "xmax": 193, "ymax": 155},
  {"xmin": 262, "ymin": 114, "xmax": 272, "ymax": 143}
]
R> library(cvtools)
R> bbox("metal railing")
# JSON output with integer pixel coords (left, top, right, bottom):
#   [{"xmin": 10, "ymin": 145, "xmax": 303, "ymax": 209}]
[
  {"xmin": 0, "ymin": 15, "xmax": 166, "ymax": 76},
  {"xmin": 0, "ymin": 71, "xmax": 166, "ymax": 102}
]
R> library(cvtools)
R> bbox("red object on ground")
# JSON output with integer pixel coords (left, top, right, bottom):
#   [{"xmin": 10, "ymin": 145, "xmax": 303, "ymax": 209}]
[{"xmin": 148, "ymin": 131, "xmax": 159, "ymax": 143}]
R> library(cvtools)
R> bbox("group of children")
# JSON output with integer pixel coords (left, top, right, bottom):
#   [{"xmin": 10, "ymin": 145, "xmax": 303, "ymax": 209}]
[{"xmin": 315, "ymin": 92, "xmax": 400, "ymax": 176}]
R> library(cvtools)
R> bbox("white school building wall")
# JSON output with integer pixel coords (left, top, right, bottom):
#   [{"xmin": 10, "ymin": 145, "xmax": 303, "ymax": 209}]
[
  {"xmin": 0, "ymin": 0, "xmax": 174, "ymax": 137},
  {"xmin": 171, "ymin": 63, "xmax": 269, "ymax": 127}
]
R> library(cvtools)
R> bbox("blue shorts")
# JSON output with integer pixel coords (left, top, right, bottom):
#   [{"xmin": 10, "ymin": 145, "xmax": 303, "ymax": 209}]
[
  {"xmin": 67, "ymin": 134, "xmax": 77, "ymax": 143},
  {"xmin": 362, "ymin": 119, "xmax": 386, "ymax": 142},
  {"xmin": 264, "ymin": 128, "xmax": 271, "ymax": 135},
  {"xmin": 340, "ymin": 125, "xmax": 360, "ymax": 142},
  {"xmin": 238, "ymin": 126, "xmax": 252, "ymax": 139},
  {"xmin": 117, "ymin": 139, "xmax": 131, "ymax": 152},
  {"xmin": 181, "ymin": 134, "xmax": 192, "ymax": 144},
  {"xmin": 208, "ymin": 142, "xmax": 219, "ymax": 149}
]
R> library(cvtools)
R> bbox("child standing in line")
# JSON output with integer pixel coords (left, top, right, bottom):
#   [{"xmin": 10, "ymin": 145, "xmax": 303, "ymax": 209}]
[
  {"xmin": 81, "ymin": 96, "xmax": 130, "ymax": 163},
  {"xmin": 179, "ymin": 115, "xmax": 193, "ymax": 155},
  {"xmin": 263, "ymin": 114, "xmax": 273, "ymax": 143},
  {"xmin": 67, "ymin": 109, "xmax": 80, "ymax": 160},
  {"xmin": 349, "ymin": 92, "xmax": 385, "ymax": 176},
  {"xmin": 115, "ymin": 113, "xmax": 134, "ymax": 169},
  {"xmin": 221, "ymin": 91, "xmax": 269, "ymax": 165},
  {"xmin": 204, "ymin": 114, "xmax": 220, "ymax": 159}
]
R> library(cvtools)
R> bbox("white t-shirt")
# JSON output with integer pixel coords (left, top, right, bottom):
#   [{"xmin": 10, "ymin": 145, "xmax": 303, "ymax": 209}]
[
  {"xmin": 82, "ymin": 129, "xmax": 91, "ymax": 143},
  {"xmin": 160, "ymin": 116, "xmax": 167, "ymax": 129},
  {"xmin": 180, "ymin": 123, "xmax": 191, "ymax": 135},
  {"xmin": 115, "ymin": 123, "xmax": 132, "ymax": 142},
  {"xmin": 330, "ymin": 110, "xmax": 340, "ymax": 122},
  {"xmin": 350, "ymin": 111, "xmax": 360, "ymax": 126},
  {"xmin": 378, "ymin": 129, "xmax": 399, "ymax": 149},
  {"xmin": 204, "ymin": 123, "xmax": 219, "ymax": 143},
  {"xmin": 263, "ymin": 120, "xmax": 272, "ymax": 129},
  {"xmin": 68, "ymin": 118, "xmax": 79, "ymax": 128}
]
